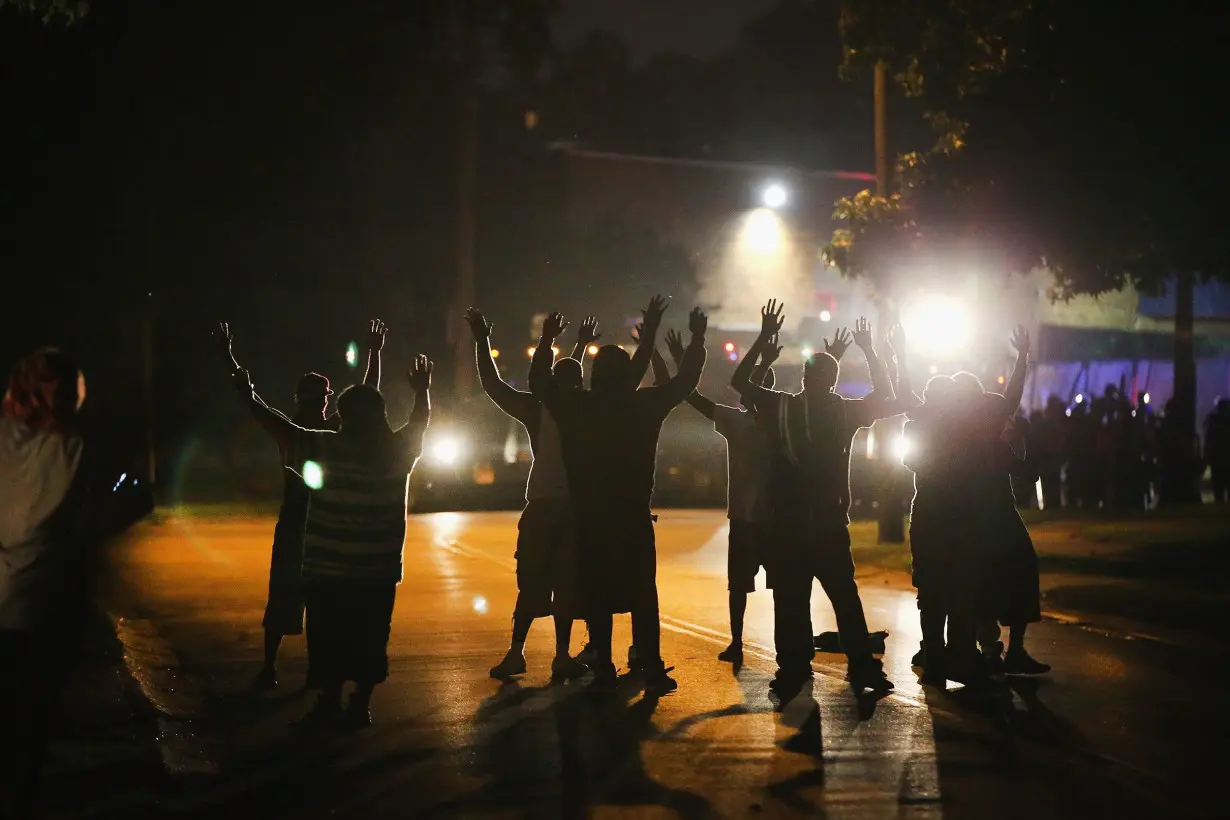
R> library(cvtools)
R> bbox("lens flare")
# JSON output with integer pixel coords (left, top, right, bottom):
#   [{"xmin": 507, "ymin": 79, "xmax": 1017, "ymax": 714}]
[{"xmin": 302, "ymin": 460, "xmax": 324, "ymax": 490}]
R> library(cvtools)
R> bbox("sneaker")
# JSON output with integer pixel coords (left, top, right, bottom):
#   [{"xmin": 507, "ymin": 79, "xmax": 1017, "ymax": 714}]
[
  {"xmin": 588, "ymin": 662, "xmax": 618, "ymax": 691},
  {"xmin": 644, "ymin": 668, "xmax": 678, "ymax": 696},
  {"xmin": 847, "ymin": 658, "xmax": 895, "ymax": 693},
  {"xmin": 551, "ymin": 655, "xmax": 589, "ymax": 683},
  {"xmin": 910, "ymin": 642, "xmax": 926, "ymax": 667},
  {"xmin": 1003, "ymin": 649, "xmax": 1051, "ymax": 675},
  {"xmin": 249, "ymin": 666, "xmax": 277, "ymax": 693},
  {"xmin": 717, "ymin": 643, "xmax": 743, "ymax": 664},
  {"xmin": 345, "ymin": 696, "xmax": 372, "ymax": 728},
  {"xmin": 489, "ymin": 651, "xmax": 527, "ymax": 680}
]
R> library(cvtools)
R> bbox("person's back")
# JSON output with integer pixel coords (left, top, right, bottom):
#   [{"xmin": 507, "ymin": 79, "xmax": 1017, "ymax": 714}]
[{"xmin": 0, "ymin": 416, "xmax": 86, "ymax": 630}]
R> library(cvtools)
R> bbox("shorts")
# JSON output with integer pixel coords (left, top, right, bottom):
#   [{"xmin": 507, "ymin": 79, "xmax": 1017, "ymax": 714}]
[
  {"xmin": 514, "ymin": 499, "xmax": 577, "ymax": 619},
  {"xmin": 728, "ymin": 520, "xmax": 770, "ymax": 594},
  {"xmin": 263, "ymin": 511, "xmax": 307, "ymax": 635},
  {"xmin": 304, "ymin": 581, "xmax": 397, "ymax": 685}
]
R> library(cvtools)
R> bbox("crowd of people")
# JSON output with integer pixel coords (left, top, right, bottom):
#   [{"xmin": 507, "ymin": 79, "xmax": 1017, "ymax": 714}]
[
  {"xmin": 203, "ymin": 296, "xmax": 1056, "ymax": 724},
  {"xmin": 1020, "ymin": 387, "xmax": 1230, "ymax": 510}
]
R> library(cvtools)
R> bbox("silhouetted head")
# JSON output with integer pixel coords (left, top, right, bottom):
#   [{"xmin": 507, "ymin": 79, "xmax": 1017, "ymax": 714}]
[
  {"xmin": 336, "ymin": 383, "xmax": 387, "ymax": 431},
  {"xmin": 295, "ymin": 372, "xmax": 333, "ymax": 418},
  {"xmin": 951, "ymin": 371, "xmax": 984, "ymax": 404},
  {"xmin": 552, "ymin": 357, "xmax": 583, "ymax": 391},
  {"xmin": 1104, "ymin": 383, "xmax": 1119, "ymax": 399},
  {"xmin": 591, "ymin": 345, "xmax": 633, "ymax": 394},
  {"xmin": 2, "ymin": 347, "xmax": 84, "ymax": 434},
  {"xmin": 802, "ymin": 352, "xmax": 839, "ymax": 393}
]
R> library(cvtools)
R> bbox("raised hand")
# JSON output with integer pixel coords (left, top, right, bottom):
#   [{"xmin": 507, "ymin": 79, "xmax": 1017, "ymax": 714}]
[
  {"xmin": 641, "ymin": 295, "xmax": 670, "ymax": 333},
  {"xmin": 367, "ymin": 319, "xmax": 388, "ymax": 351},
  {"xmin": 212, "ymin": 322, "xmax": 234, "ymax": 360},
  {"xmin": 852, "ymin": 316, "xmax": 874, "ymax": 350},
  {"xmin": 762, "ymin": 333, "xmax": 783, "ymax": 365},
  {"xmin": 464, "ymin": 307, "xmax": 492, "ymax": 341},
  {"xmin": 824, "ymin": 327, "xmax": 853, "ymax": 360},
  {"xmin": 631, "ymin": 322, "xmax": 645, "ymax": 344},
  {"xmin": 689, "ymin": 307, "xmax": 708, "ymax": 337},
  {"xmin": 542, "ymin": 312, "xmax": 569, "ymax": 340},
  {"xmin": 888, "ymin": 323, "xmax": 906, "ymax": 355},
  {"xmin": 578, "ymin": 316, "xmax": 601, "ymax": 346},
  {"xmin": 1011, "ymin": 325, "xmax": 1031, "ymax": 356},
  {"xmin": 760, "ymin": 299, "xmax": 785, "ymax": 339},
  {"xmin": 665, "ymin": 328, "xmax": 686, "ymax": 364},
  {"xmin": 407, "ymin": 354, "xmax": 433, "ymax": 392}
]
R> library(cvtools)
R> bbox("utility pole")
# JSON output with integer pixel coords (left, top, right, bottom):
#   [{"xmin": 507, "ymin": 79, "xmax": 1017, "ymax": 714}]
[
  {"xmin": 141, "ymin": 314, "xmax": 157, "ymax": 488},
  {"xmin": 453, "ymin": 0, "xmax": 479, "ymax": 397},
  {"xmin": 873, "ymin": 59, "xmax": 906, "ymax": 542}
]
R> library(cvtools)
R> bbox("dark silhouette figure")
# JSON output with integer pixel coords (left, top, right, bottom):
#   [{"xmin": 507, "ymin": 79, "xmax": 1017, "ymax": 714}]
[
  {"xmin": 732, "ymin": 303, "xmax": 903, "ymax": 700},
  {"xmin": 1, "ymin": 348, "xmax": 150, "ymax": 818},
  {"xmin": 530, "ymin": 301, "xmax": 707, "ymax": 695},
  {"xmin": 1205, "ymin": 399, "xmax": 1230, "ymax": 503},
  {"xmin": 465, "ymin": 307, "xmax": 590, "ymax": 683},
  {"xmin": 214, "ymin": 321, "xmax": 384, "ymax": 692},
  {"xmin": 1033, "ymin": 396, "xmax": 1068, "ymax": 510},
  {"xmin": 228, "ymin": 345, "xmax": 432, "ymax": 726},
  {"xmin": 1157, "ymin": 398, "xmax": 1204, "ymax": 505},
  {"xmin": 649, "ymin": 327, "xmax": 779, "ymax": 666}
]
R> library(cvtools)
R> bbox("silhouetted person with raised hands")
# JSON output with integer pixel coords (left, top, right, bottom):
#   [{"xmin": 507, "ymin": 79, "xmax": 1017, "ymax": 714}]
[
  {"xmin": 213, "ymin": 320, "xmax": 385, "ymax": 692},
  {"xmin": 465, "ymin": 307, "xmax": 591, "ymax": 683},
  {"xmin": 732, "ymin": 301, "xmax": 902, "ymax": 699},
  {"xmin": 531, "ymin": 299, "xmax": 706, "ymax": 694},
  {"xmin": 225, "ymin": 344, "xmax": 431, "ymax": 726},
  {"xmin": 650, "ymin": 328, "xmax": 778, "ymax": 665}
]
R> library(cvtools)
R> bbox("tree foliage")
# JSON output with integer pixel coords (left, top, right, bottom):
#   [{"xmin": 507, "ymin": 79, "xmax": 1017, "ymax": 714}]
[
  {"xmin": 825, "ymin": 0, "xmax": 1229, "ymax": 299},
  {"xmin": 0, "ymin": 0, "xmax": 86, "ymax": 23}
]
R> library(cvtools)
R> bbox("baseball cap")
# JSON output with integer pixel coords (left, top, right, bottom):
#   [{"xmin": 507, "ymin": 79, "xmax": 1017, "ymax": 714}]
[{"xmin": 296, "ymin": 372, "xmax": 333, "ymax": 398}]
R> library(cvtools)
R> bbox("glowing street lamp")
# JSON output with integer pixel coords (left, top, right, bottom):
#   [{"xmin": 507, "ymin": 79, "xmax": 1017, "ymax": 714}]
[{"xmin": 762, "ymin": 182, "xmax": 788, "ymax": 209}]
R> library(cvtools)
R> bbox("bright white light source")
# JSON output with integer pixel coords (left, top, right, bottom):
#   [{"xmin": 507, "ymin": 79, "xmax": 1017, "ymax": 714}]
[
  {"xmin": 345, "ymin": 342, "xmax": 358, "ymax": 367},
  {"xmin": 724, "ymin": 341, "xmax": 736, "ymax": 353},
  {"xmin": 892, "ymin": 436, "xmax": 911, "ymax": 462},
  {"xmin": 473, "ymin": 595, "xmax": 489, "ymax": 615},
  {"xmin": 1075, "ymin": 393, "xmax": 1084, "ymax": 404},
  {"xmin": 744, "ymin": 209, "xmax": 782, "ymax": 254},
  {"xmin": 902, "ymin": 296, "xmax": 971, "ymax": 355},
  {"xmin": 526, "ymin": 346, "xmax": 536, "ymax": 358},
  {"xmin": 302, "ymin": 460, "xmax": 324, "ymax": 490},
  {"xmin": 819, "ymin": 310, "xmax": 832, "ymax": 322},
  {"xmin": 800, "ymin": 346, "xmax": 814, "ymax": 360},
  {"xmin": 431, "ymin": 436, "xmax": 464, "ymax": 466},
  {"xmin": 1142, "ymin": 392, "xmax": 1150, "ymax": 405},
  {"xmin": 587, "ymin": 344, "xmax": 599, "ymax": 356},
  {"xmin": 762, "ymin": 182, "xmax": 788, "ymax": 209}
]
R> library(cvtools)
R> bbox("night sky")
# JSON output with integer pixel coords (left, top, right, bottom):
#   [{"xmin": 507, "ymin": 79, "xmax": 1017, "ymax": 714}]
[{"xmin": 554, "ymin": 0, "xmax": 775, "ymax": 61}]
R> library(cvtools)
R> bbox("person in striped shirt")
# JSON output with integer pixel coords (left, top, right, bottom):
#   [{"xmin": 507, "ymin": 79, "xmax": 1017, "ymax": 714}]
[
  {"xmin": 230, "ymin": 352, "xmax": 431, "ymax": 726},
  {"xmin": 213, "ymin": 320, "xmax": 385, "ymax": 692}
]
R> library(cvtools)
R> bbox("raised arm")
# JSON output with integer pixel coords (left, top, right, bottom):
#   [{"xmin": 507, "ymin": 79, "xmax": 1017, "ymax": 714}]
[
  {"xmin": 853, "ymin": 316, "xmax": 895, "ymax": 400},
  {"xmin": 732, "ymin": 299, "xmax": 785, "ymax": 407},
  {"xmin": 465, "ymin": 308, "xmax": 535, "ymax": 421},
  {"xmin": 212, "ymin": 322, "xmax": 298, "ymax": 447},
  {"xmin": 402, "ymin": 354, "xmax": 433, "ymax": 458},
  {"xmin": 362, "ymin": 319, "xmax": 386, "ymax": 390},
  {"xmin": 663, "ymin": 328, "xmax": 716, "ymax": 420},
  {"xmin": 529, "ymin": 311, "xmax": 569, "ymax": 412},
  {"xmin": 823, "ymin": 326, "xmax": 854, "ymax": 362},
  {"xmin": 628, "ymin": 295, "xmax": 669, "ymax": 389},
  {"xmin": 571, "ymin": 316, "xmax": 600, "ymax": 369},
  {"xmin": 1001, "ymin": 326, "xmax": 1030, "ymax": 416},
  {"xmin": 645, "ymin": 308, "xmax": 708, "ymax": 412}
]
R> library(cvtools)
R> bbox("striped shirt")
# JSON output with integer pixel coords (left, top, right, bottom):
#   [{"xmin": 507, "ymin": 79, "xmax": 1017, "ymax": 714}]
[{"xmin": 297, "ymin": 427, "xmax": 421, "ymax": 584}]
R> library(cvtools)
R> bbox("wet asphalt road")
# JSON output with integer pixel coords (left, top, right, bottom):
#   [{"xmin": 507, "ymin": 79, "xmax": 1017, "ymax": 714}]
[{"xmin": 101, "ymin": 510, "xmax": 1229, "ymax": 819}]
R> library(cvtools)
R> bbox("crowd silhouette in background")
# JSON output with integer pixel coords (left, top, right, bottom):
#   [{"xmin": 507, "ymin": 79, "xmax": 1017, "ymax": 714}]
[{"xmin": 4, "ymin": 297, "xmax": 1227, "ymax": 815}]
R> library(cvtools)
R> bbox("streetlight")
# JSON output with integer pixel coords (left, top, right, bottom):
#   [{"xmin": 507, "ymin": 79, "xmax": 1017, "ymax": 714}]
[{"xmin": 762, "ymin": 182, "xmax": 788, "ymax": 209}]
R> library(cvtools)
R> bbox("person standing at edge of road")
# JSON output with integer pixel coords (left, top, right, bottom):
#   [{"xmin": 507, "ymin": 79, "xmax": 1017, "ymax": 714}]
[
  {"xmin": 531, "ymin": 299, "xmax": 706, "ymax": 695},
  {"xmin": 213, "ymin": 320, "xmax": 386, "ymax": 692},
  {"xmin": 0, "ymin": 349, "xmax": 151, "ymax": 819},
  {"xmin": 464, "ymin": 306, "xmax": 591, "ymax": 683},
  {"xmin": 225, "ymin": 341, "xmax": 432, "ymax": 727},
  {"xmin": 649, "ymin": 327, "xmax": 780, "ymax": 666},
  {"xmin": 732, "ymin": 301, "xmax": 906, "ymax": 702}
]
